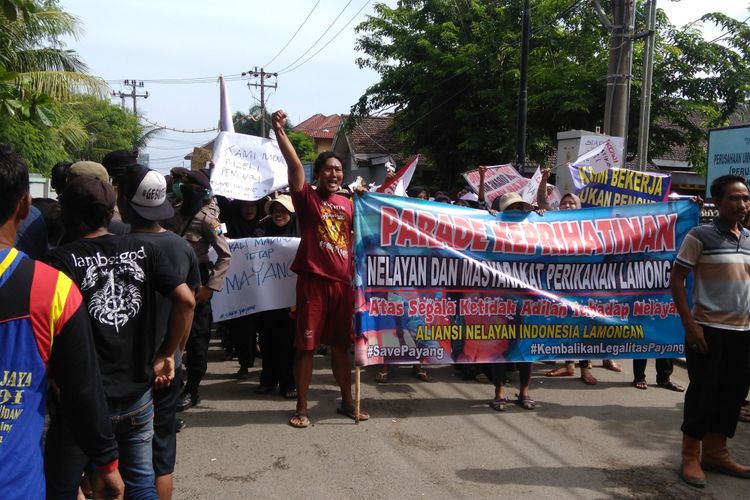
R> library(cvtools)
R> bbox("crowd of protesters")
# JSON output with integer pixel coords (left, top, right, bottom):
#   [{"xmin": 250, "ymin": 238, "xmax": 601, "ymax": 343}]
[{"xmin": 1, "ymin": 107, "xmax": 750, "ymax": 497}]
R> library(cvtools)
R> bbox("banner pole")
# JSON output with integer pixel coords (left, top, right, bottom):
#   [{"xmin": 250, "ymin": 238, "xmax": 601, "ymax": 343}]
[{"xmin": 355, "ymin": 366, "xmax": 361, "ymax": 425}]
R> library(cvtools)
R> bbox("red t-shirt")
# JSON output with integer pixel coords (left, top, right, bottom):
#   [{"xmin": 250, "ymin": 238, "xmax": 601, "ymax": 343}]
[{"xmin": 290, "ymin": 183, "xmax": 353, "ymax": 283}]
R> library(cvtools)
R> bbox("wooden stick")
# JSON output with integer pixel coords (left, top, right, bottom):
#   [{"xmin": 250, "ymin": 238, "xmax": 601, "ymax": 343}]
[{"xmin": 355, "ymin": 366, "xmax": 361, "ymax": 425}]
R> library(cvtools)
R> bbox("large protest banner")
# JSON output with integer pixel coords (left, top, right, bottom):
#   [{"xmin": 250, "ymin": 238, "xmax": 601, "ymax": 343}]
[
  {"xmin": 353, "ymin": 193, "xmax": 697, "ymax": 366},
  {"xmin": 210, "ymin": 237, "xmax": 300, "ymax": 321},
  {"xmin": 211, "ymin": 132, "xmax": 289, "ymax": 201},
  {"xmin": 569, "ymin": 166, "xmax": 671, "ymax": 207},
  {"xmin": 463, "ymin": 165, "xmax": 527, "ymax": 205}
]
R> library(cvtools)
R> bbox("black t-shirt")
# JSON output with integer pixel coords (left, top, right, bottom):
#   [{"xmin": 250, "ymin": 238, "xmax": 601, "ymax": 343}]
[
  {"xmin": 129, "ymin": 231, "xmax": 200, "ymax": 350},
  {"xmin": 46, "ymin": 233, "xmax": 182, "ymax": 401}
]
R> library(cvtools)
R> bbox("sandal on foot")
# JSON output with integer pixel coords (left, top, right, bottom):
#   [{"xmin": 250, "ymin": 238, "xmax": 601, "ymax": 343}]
[
  {"xmin": 545, "ymin": 366, "xmax": 575, "ymax": 377},
  {"xmin": 603, "ymin": 360, "xmax": 622, "ymax": 372},
  {"xmin": 282, "ymin": 388, "xmax": 297, "ymax": 399},
  {"xmin": 516, "ymin": 394, "xmax": 536, "ymax": 410},
  {"xmin": 374, "ymin": 370, "xmax": 388, "ymax": 383},
  {"xmin": 580, "ymin": 373, "xmax": 598, "ymax": 385},
  {"xmin": 489, "ymin": 398, "xmax": 508, "ymax": 412},
  {"xmin": 412, "ymin": 369, "xmax": 432, "ymax": 382},
  {"xmin": 740, "ymin": 406, "xmax": 750, "ymax": 423},
  {"xmin": 336, "ymin": 404, "xmax": 369, "ymax": 421},
  {"xmin": 657, "ymin": 380, "xmax": 685, "ymax": 392},
  {"xmin": 632, "ymin": 380, "xmax": 648, "ymax": 390},
  {"xmin": 289, "ymin": 412, "xmax": 310, "ymax": 428}
]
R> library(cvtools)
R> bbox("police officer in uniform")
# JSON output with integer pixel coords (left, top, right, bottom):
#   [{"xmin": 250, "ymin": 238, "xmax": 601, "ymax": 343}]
[{"xmin": 174, "ymin": 169, "xmax": 231, "ymax": 411}]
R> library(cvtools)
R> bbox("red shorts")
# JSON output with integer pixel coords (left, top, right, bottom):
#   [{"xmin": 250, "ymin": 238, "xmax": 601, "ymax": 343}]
[{"xmin": 295, "ymin": 273, "xmax": 354, "ymax": 351}]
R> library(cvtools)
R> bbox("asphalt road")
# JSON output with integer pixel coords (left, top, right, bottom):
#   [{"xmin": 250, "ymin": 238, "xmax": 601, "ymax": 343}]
[{"xmin": 173, "ymin": 342, "xmax": 750, "ymax": 499}]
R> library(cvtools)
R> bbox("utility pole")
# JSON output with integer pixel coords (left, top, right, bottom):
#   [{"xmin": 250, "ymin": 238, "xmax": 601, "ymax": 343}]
[
  {"xmin": 243, "ymin": 67, "xmax": 278, "ymax": 137},
  {"xmin": 515, "ymin": 0, "xmax": 531, "ymax": 173},
  {"xmin": 602, "ymin": 0, "xmax": 636, "ymax": 160},
  {"xmin": 112, "ymin": 80, "xmax": 148, "ymax": 115},
  {"xmin": 635, "ymin": 0, "xmax": 657, "ymax": 171}
]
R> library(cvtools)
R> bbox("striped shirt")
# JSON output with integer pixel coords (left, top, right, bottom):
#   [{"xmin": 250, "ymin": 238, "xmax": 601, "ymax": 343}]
[{"xmin": 675, "ymin": 217, "xmax": 750, "ymax": 330}]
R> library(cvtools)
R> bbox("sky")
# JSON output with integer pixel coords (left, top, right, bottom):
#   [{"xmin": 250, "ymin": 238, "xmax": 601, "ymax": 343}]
[{"xmin": 58, "ymin": 0, "xmax": 750, "ymax": 173}]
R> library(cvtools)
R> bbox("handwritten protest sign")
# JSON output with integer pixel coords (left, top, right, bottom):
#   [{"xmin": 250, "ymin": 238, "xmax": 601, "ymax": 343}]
[
  {"xmin": 570, "ymin": 139, "xmax": 622, "ymax": 172},
  {"xmin": 518, "ymin": 167, "xmax": 562, "ymax": 209},
  {"xmin": 211, "ymin": 132, "xmax": 289, "ymax": 201},
  {"xmin": 210, "ymin": 237, "xmax": 300, "ymax": 320},
  {"xmin": 570, "ymin": 166, "xmax": 671, "ymax": 207},
  {"xmin": 463, "ymin": 165, "xmax": 527, "ymax": 205},
  {"xmin": 353, "ymin": 193, "xmax": 696, "ymax": 366}
]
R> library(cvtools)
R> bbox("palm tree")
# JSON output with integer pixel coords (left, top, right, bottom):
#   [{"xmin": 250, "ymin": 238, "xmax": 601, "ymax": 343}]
[{"xmin": 0, "ymin": 0, "xmax": 107, "ymax": 119}]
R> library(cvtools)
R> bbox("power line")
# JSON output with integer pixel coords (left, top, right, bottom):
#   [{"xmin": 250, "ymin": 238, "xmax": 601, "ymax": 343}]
[
  {"xmin": 263, "ymin": 0, "xmax": 322, "ymax": 68},
  {"xmin": 706, "ymin": 13, "xmax": 750, "ymax": 44},
  {"xmin": 271, "ymin": 0, "xmax": 355, "ymax": 74},
  {"xmin": 279, "ymin": 0, "xmax": 371, "ymax": 75},
  {"xmin": 140, "ymin": 116, "xmax": 218, "ymax": 133},
  {"xmin": 105, "ymin": 73, "xmax": 245, "ymax": 85}
]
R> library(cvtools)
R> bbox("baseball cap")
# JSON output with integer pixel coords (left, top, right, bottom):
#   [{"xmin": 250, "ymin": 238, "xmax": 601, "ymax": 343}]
[
  {"xmin": 494, "ymin": 192, "xmax": 534, "ymax": 212},
  {"xmin": 119, "ymin": 164, "xmax": 174, "ymax": 221},
  {"xmin": 68, "ymin": 161, "xmax": 109, "ymax": 182},
  {"xmin": 264, "ymin": 194, "xmax": 295, "ymax": 215},
  {"xmin": 60, "ymin": 175, "xmax": 116, "ymax": 212}
]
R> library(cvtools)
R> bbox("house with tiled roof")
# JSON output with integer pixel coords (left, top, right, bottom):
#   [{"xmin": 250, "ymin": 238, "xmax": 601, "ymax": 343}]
[
  {"xmin": 332, "ymin": 114, "xmax": 416, "ymax": 186},
  {"xmin": 292, "ymin": 113, "xmax": 342, "ymax": 153}
]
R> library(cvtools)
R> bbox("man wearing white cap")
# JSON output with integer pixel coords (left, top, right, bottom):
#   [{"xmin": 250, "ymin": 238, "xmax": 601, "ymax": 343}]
[{"xmin": 116, "ymin": 165, "xmax": 201, "ymax": 498}]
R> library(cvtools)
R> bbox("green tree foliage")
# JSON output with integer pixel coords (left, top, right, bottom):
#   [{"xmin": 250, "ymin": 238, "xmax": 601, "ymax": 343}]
[
  {"xmin": 0, "ymin": 110, "xmax": 67, "ymax": 172},
  {"xmin": 0, "ymin": 1, "xmax": 145, "ymax": 173},
  {"xmin": 64, "ymin": 95, "xmax": 144, "ymax": 163},
  {"xmin": 233, "ymin": 105, "xmax": 275, "ymax": 138},
  {"xmin": 0, "ymin": 0, "xmax": 107, "ymax": 114},
  {"xmin": 0, "ymin": 95, "xmax": 146, "ymax": 174},
  {"xmin": 353, "ymin": 0, "xmax": 750, "ymax": 184},
  {"xmin": 287, "ymin": 130, "xmax": 318, "ymax": 163},
  {"xmin": 644, "ymin": 10, "xmax": 750, "ymax": 174}
]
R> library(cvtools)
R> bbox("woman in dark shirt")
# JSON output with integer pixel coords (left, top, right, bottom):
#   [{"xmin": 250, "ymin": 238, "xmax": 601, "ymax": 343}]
[
  {"xmin": 254, "ymin": 194, "xmax": 300, "ymax": 398},
  {"xmin": 223, "ymin": 199, "xmax": 264, "ymax": 377}
]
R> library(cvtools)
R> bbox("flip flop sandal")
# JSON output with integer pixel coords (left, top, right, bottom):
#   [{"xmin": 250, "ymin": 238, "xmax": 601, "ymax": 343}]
[
  {"xmin": 489, "ymin": 398, "xmax": 508, "ymax": 412},
  {"xmin": 632, "ymin": 380, "xmax": 648, "ymax": 390},
  {"xmin": 283, "ymin": 389, "xmax": 298, "ymax": 399},
  {"xmin": 412, "ymin": 369, "xmax": 432, "ymax": 382},
  {"xmin": 336, "ymin": 405, "xmax": 369, "ymax": 421},
  {"xmin": 581, "ymin": 374, "xmax": 598, "ymax": 385},
  {"xmin": 657, "ymin": 381, "xmax": 685, "ymax": 392},
  {"xmin": 603, "ymin": 360, "xmax": 623, "ymax": 372},
  {"xmin": 374, "ymin": 371, "xmax": 388, "ymax": 383},
  {"xmin": 516, "ymin": 394, "xmax": 536, "ymax": 410},
  {"xmin": 289, "ymin": 412, "xmax": 310, "ymax": 428},
  {"xmin": 545, "ymin": 367, "xmax": 575, "ymax": 377}
]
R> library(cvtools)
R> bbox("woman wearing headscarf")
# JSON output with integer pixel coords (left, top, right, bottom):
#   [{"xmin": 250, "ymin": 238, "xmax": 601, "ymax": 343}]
[
  {"xmin": 223, "ymin": 198, "xmax": 264, "ymax": 378},
  {"xmin": 254, "ymin": 194, "xmax": 299, "ymax": 398}
]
